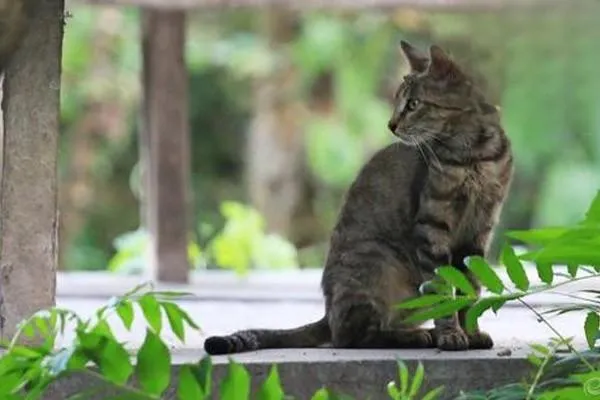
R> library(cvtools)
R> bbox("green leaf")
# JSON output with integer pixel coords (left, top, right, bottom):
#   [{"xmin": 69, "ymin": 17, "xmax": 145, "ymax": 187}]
[
  {"xmin": 506, "ymin": 227, "xmax": 568, "ymax": 246},
  {"xmin": 418, "ymin": 279, "xmax": 453, "ymax": 296},
  {"xmin": 258, "ymin": 365, "xmax": 285, "ymax": 400},
  {"xmin": 135, "ymin": 329, "xmax": 171, "ymax": 396},
  {"xmin": 91, "ymin": 320, "xmax": 113, "ymax": 339},
  {"xmin": 192, "ymin": 356, "xmax": 213, "ymax": 396},
  {"xmin": 64, "ymin": 389, "xmax": 107, "ymax": 400},
  {"xmin": 0, "ymin": 362, "xmax": 26, "ymax": 393},
  {"xmin": 523, "ymin": 245, "xmax": 600, "ymax": 267},
  {"xmin": 404, "ymin": 298, "xmax": 473, "ymax": 324},
  {"xmin": 101, "ymin": 393, "xmax": 156, "ymax": 400},
  {"xmin": 5, "ymin": 345, "xmax": 44, "ymax": 360},
  {"xmin": 422, "ymin": 386, "xmax": 445, "ymax": 400},
  {"xmin": 408, "ymin": 362, "xmax": 424, "ymax": 397},
  {"xmin": 466, "ymin": 256, "xmax": 504, "ymax": 294},
  {"xmin": 179, "ymin": 308, "xmax": 201, "ymax": 332},
  {"xmin": 220, "ymin": 360, "xmax": 250, "ymax": 400},
  {"xmin": 395, "ymin": 295, "xmax": 450, "ymax": 310},
  {"xmin": 567, "ymin": 264, "xmax": 579, "ymax": 278},
  {"xmin": 464, "ymin": 299, "xmax": 495, "ymax": 334},
  {"xmin": 323, "ymin": 391, "xmax": 353, "ymax": 400},
  {"xmin": 584, "ymin": 312, "xmax": 600, "ymax": 349},
  {"xmin": 123, "ymin": 282, "xmax": 153, "ymax": 298},
  {"xmin": 584, "ymin": 191, "xmax": 600, "ymax": 224},
  {"xmin": 116, "ymin": 301, "xmax": 134, "ymax": 330},
  {"xmin": 421, "ymin": 385, "xmax": 445, "ymax": 400},
  {"xmin": 161, "ymin": 302, "xmax": 186, "ymax": 342},
  {"xmin": 33, "ymin": 315, "xmax": 50, "ymax": 337},
  {"xmin": 138, "ymin": 294, "xmax": 163, "ymax": 334},
  {"xmin": 397, "ymin": 360, "xmax": 409, "ymax": 396},
  {"xmin": 311, "ymin": 388, "xmax": 330, "ymax": 400},
  {"xmin": 0, "ymin": 394, "xmax": 22, "ymax": 400},
  {"xmin": 501, "ymin": 244, "xmax": 529, "ymax": 291},
  {"xmin": 482, "ymin": 293, "xmax": 524, "ymax": 315},
  {"xmin": 77, "ymin": 332, "xmax": 133, "ymax": 386},
  {"xmin": 528, "ymin": 354, "xmax": 543, "ymax": 367},
  {"xmin": 386, "ymin": 381, "xmax": 400, "ymax": 400},
  {"xmin": 18, "ymin": 320, "xmax": 36, "ymax": 339},
  {"xmin": 66, "ymin": 348, "xmax": 89, "ymax": 370},
  {"xmin": 178, "ymin": 365, "xmax": 204, "ymax": 400},
  {"xmin": 543, "ymin": 305, "xmax": 597, "ymax": 317},
  {"xmin": 536, "ymin": 262, "xmax": 554, "ymax": 285},
  {"xmin": 530, "ymin": 344, "xmax": 550, "ymax": 356},
  {"xmin": 435, "ymin": 267, "xmax": 476, "ymax": 296}
]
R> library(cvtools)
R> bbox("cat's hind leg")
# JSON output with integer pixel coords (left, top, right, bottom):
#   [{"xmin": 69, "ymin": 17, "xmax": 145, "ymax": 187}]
[
  {"xmin": 326, "ymin": 250, "xmax": 434, "ymax": 349},
  {"xmin": 329, "ymin": 301, "xmax": 434, "ymax": 349}
]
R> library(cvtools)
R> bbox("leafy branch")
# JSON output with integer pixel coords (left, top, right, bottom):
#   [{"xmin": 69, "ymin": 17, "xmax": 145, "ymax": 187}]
[{"xmin": 397, "ymin": 190, "xmax": 600, "ymax": 398}]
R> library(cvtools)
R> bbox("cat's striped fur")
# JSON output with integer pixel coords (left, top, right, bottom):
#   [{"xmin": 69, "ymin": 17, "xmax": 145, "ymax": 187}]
[{"xmin": 204, "ymin": 41, "xmax": 513, "ymax": 355}]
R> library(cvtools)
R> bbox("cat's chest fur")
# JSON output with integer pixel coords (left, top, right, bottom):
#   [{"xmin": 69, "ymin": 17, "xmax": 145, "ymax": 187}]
[{"xmin": 432, "ymin": 161, "xmax": 505, "ymax": 243}]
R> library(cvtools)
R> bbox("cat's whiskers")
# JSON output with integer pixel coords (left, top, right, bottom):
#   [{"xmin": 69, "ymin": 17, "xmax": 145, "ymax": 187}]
[
  {"xmin": 414, "ymin": 140, "xmax": 431, "ymax": 170},
  {"xmin": 421, "ymin": 140, "xmax": 443, "ymax": 171}
]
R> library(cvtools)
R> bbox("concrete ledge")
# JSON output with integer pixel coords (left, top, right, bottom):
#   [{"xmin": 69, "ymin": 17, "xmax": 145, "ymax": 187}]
[
  {"xmin": 57, "ymin": 270, "xmax": 324, "ymax": 302},
  {"xmin": 42, "ymin": 349, "xmax": 533, "ymax": 400},
  {"xmin": 56, "ymin": 269, "xmax": 600, "ymax": 306},
  {"xmin": 32, "ymin": 270, "xmax": 590, "ymax": 399}
]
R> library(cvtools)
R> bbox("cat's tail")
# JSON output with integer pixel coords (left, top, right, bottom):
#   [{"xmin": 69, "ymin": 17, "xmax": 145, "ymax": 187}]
[{"xmin": 203, "ymin": 316, "xmax": 330, "ymax": 355}]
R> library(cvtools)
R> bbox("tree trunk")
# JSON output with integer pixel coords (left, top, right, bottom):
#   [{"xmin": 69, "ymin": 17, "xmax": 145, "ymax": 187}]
[
  {"xmin": 0, "ymin": 0, "xmax": 63, "ymax": 340},
  {"xmin": 140, "ymin": 10, "xmax": 191, "ymax": 283}
]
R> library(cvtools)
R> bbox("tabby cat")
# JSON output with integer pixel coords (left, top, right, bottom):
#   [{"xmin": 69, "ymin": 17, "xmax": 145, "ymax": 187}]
[{"xmin": 204, "ymin": 41, "xmax": 513, "ymax": 355}]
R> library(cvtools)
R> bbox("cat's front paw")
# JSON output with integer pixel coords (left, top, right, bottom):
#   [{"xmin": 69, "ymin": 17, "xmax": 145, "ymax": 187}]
[
  {"xmin": 411, "ymin": 329, "xmax": 435, "ymax": 348},
  {"xmin": 467, "ymin": 331, "xmax": 494, "ymax": 350},
  {"xmin": 435, "ymin": 328, "xmax": 469, "ymax": 351}
]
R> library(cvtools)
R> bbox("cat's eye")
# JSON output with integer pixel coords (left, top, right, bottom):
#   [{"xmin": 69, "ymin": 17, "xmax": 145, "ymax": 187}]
[{"xmin": 405, "ymin": 99, "xmax": 420, "ymax": 111}]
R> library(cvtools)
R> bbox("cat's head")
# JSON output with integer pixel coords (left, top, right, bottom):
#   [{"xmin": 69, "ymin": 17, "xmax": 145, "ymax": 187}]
[{"xmin": 387, "ymin": 41, "xmax": 497, "ymax": 146}]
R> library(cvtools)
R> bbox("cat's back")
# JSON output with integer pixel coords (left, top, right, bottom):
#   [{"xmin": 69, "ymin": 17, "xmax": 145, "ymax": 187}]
[
  {"xmin": 330, "ymin": 141, "xmax": 423, "ymax": 244},
  {"xmin": 348, "ymin": 141, "xmax": 420, "ymax": 198}
]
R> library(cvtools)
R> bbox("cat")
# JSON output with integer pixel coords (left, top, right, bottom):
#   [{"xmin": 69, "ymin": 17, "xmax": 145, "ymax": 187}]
[
  {"xmin": 0, "ymin": 0, "xmax": 30, "ymax": 72},
  {"xmin": 204, "ymin": 41, "xmax": 513, "ymax": 355}
]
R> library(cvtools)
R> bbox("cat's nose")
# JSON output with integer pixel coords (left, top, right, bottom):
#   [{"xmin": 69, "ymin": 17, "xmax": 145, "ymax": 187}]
[{"xmin": 388, "ymin": 120, "xmax": 397, "ymax": 132}]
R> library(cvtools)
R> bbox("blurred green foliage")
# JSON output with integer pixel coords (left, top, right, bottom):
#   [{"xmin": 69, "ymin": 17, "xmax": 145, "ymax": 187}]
[
  {"xmin": 59, "ymin": 2, "xmax": 600, "ymax": 271},
  {"xmin": 208, "ymin": 202, "xmax": 299, "ymax": 274},
  {"xmin": 295, "ymin": 14, "xmax": 395, "ymax": 188},
  {"xmin": 107, "ymin": 229, "xmax": 204, "ymax": 274},
  {"xmin": 107, "ymin": 202, "xmax": 299, "ymax": 275}
]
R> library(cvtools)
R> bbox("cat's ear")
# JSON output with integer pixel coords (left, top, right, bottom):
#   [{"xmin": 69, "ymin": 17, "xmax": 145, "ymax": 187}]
[
  {"xmin": 399, "ymin": 40, "xmax": 429, "ymax": 73},
  {"xmin": 427, "ymin": 45, "xmax": 465, "ymax": 82}
]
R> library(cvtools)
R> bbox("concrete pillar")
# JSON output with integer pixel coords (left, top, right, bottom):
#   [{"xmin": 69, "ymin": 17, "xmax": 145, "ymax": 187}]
[{"xmin": 140, "ymin": 10, "xmax": 191, "ymax": 283}]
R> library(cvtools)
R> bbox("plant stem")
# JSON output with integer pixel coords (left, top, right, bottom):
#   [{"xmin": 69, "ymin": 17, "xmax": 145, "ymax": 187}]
[
  {"xmin": 526, "ymin": 341, "xmax": 559, "ymax": 400},
  {"xmin": 548, "ymin": 291, "xmax": 600, "ymax": 305},
  {"xmin": 516, "ymin": 297, "xmax": 596, "ymax": 372},
  {"xmin": 490, "ymin": 271, "xmax": 599, "ymax": 373},
  {"xmin": 519, "ymin": 273, "xmax": 598, "ymax": 297}
]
